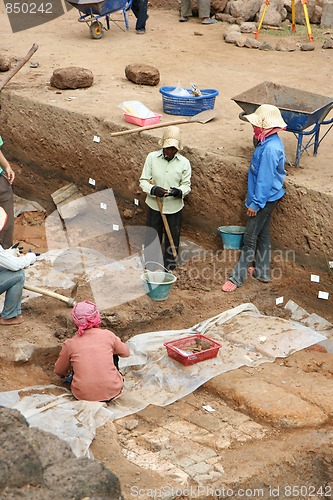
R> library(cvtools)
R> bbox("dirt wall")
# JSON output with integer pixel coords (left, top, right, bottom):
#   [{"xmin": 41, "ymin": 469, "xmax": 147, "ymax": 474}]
[{"xmin": 1, "ymin": 92, "xmax": 332, "ymax": 270}]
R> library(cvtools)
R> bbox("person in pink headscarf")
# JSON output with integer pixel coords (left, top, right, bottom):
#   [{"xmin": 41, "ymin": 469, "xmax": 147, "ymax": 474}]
[{"xmin": 54, "ymin": 301, "xmax": 130, "ymax": 402}]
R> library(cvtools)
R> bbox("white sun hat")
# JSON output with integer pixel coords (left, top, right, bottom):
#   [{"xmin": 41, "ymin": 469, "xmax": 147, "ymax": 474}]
[
  {"xmin": 244, "ymin": 104, "xmax": 287, "ymax": 129},
  {"xmin": 158, "ymin": 126, "xmax": 183, "ymax": 150},
  {"xmin": 0, "ymin": 207, "xmax": 7, "ymax": 232}
]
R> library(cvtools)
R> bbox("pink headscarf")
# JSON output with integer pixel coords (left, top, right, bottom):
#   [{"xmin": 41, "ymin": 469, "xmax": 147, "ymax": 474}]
[
  {"xmin": 253, "ymin": 126, "xmax": 286, "ymax": 143},
  {"xmin": 71, "ymin": 300, "xmax": 101, "ymax": 336}
]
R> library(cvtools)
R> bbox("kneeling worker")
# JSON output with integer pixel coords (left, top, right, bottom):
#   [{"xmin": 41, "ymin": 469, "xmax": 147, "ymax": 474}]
[{"xmin": 54, "ymin": 301, "xmax": 130, "ymax": 402}]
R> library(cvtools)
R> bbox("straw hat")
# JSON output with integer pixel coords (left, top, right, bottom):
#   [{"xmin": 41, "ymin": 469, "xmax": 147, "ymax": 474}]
[
  {"xmin": 244, "ymin": 104, "xmax": 287, "ymax": 129},
  {"xmin": 159, "ymin": 126, "xmax": 183, "ymax": 149},
  {"xmin": 0, "ymin": 207, "xmax": 7, "ymax": 232}
]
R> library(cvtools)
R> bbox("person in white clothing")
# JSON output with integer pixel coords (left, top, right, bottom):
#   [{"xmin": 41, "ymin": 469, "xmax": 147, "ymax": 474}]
[{"xmin": 0, "ymin": 207, "xmax": 37, "ymax": 325}]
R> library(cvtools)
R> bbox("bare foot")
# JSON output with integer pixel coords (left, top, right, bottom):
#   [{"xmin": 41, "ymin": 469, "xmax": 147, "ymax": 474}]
[
  {"xmin": 221, "ymin": 280, "xmax": 237, "ymax": 292},
  {"xmin": 0, "ymin": 316, "xmax": 24, "ymax": 325}
]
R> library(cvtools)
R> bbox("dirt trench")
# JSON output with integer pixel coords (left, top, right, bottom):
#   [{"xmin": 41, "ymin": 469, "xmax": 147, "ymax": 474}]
[
  {"xmin": 1, "ymin": 133, "xmax": 333, "ymax": 498},
  {"xmin": 2, "ymin": 93, "xmax": 333, "ymax": 271}
]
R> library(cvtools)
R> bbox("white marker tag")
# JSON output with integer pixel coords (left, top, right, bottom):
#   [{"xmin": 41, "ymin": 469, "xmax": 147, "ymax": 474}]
[
  {"xmin": 318, "ymin": 291, "xmax": 329, "ymax": 300},
  {"xmin": 93, "ymin": 136, "xmax": 101, "ymax": 143},
  {"xmin": 329, "ymin": 261, "xmax": 333, "ymax": 269},
  {"xmin": 100, "ymin": 203, "xmax": 107, "ymax": 210},
  {"xmin": 202, "ymin": 405, "xmax": 215, "ymax": 413},
  {"xmin": 88, "ymin": 178, "xmax": 96, "ymax": 186},
  {"xmin": 134, "ymin": 199, "xmax": 139, "ymax": 206},
  {"xmin": 311, "ymin": 274, "xmax": 320, "ymax": 282},
  {"xmin": 276, "ymin": 296, "xmax": 284, "ymax": 305},
  {"xmin": 112, "ymin": 224, "xmax": 119, "ymax": 231}
]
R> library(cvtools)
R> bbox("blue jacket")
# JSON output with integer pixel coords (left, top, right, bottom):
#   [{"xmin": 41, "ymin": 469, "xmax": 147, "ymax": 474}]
[{"xmin": 246, "ymin": 134, "xmax": 286, "ymax": 212}]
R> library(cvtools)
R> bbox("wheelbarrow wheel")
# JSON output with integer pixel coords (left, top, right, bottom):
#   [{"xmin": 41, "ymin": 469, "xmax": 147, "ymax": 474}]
[{"xmin": 90, "ymin": 21, "xmax": 104, "ymax": 39}]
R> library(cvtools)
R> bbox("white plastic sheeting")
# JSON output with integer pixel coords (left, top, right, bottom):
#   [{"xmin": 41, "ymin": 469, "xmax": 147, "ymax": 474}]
[{"xmin": 0, "ymin": 303, "xmax": 327, "ymax": 457}]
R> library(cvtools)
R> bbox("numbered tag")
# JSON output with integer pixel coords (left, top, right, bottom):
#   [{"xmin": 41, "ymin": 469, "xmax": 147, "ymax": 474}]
[
  {"xmin": 112, "ymin": 224, "xmax": 119, "ymax": 231},
  {"xmin": 310, "ymin": 274, "xmax": 320, "ymax": 283},
  {"xmin": 134, "ymin": 198, "xmax": 139, "ymax": 206},
  {"xmin": 93, "ymin": 135, "xmax": 101, "ymax": 143},
  {"xmin": 276, "ymin": 296, "xmax": 284, "ymax": 305},
  {"xmin": 100, "ymin": 202, "xmax": 107, "ymax": 210},
  {"xmin": 88, "ymin": 178, "xmax": 96, "ymax": 186},
  {"xmin": 318, "ymin": 291, "xmax": 329, "ymax": 300}
]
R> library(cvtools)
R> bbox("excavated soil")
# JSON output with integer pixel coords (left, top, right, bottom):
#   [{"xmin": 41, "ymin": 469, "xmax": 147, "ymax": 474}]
[{"xmin": 1, "ymin": 3, "xmax": 333, "ymax": 499}]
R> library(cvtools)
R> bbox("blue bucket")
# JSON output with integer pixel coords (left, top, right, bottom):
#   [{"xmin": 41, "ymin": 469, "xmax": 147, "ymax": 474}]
[
  {"xmin": 218, "ymin": 226, "xmax": 246, "ymax": 249},
  {"xmin": 141, "ymin": 271, "xmax": 177, "ymax": 301}
]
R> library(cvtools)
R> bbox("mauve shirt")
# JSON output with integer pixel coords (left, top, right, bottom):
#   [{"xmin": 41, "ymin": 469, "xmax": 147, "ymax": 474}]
[{"xmin": 54, "ymin": 328, "xmax": 130, "ymax": 401}]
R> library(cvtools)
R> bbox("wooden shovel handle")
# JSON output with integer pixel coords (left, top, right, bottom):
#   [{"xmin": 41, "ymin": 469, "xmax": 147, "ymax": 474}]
[
  {"xmin": 150, "ymin": 180, "xmax": 177, "ymax": 259},
  {"xmin": 24, "ymin": 284, "xmax": 76, "ymax": 308},
  {"xmin": 110, "ymin": 118, "xmax": 188, "ymax": 137},
  {"xmin": 156, "ymin": 197, "xmax": 178, "ymax": 259},
  {"xmin": 0, "ymin": 43, "xmax": 39, "ymax": 92}
]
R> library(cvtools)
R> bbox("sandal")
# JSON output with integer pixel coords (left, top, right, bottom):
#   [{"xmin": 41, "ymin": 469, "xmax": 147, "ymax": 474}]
[
  {"xmin": 179, "ymin": 16, "xmax": 189, "ymax": 22},
  {"xmin": 202, "ymin": 18, "xmax": 218, "ymax": 24},
  {"xmin": 221, "ymin": 280, "xmax": 237, "ymax": 293}
]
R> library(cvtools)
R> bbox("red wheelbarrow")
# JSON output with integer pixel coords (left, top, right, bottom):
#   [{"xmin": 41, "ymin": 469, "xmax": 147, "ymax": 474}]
[{"xmin": 232, "ymin": 81, "xmax": 333, "ymax": 167}]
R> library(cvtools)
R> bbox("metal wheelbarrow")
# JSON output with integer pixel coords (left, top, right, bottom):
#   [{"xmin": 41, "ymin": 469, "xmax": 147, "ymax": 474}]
[
  {"xmin": 65, "ymin": 0, "xmax": 133, "ymax": 39},
  {"xmin": 232, "ymin": 81, "xmax": 333, "ymax": 167}
]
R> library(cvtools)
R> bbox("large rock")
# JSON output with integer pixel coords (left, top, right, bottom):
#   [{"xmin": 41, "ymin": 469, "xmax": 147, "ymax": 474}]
[
  {"xmin": 321, "ymin": 0, "xmax": 333, "ymax": 27},
  {"xmin": 125, "ymin": 64, "xmax": 160, "ymax": 86},
  {"xmin": 228, "ymin": 0, "xmax": 262, "ymax": 21},
  {"xmin": 311, "ymin": 4, "xmax": 322, "ymax": 23},
  {"xmin": 0, "ymin": 406, "xmax": 123, "ymax": 498},
  {"xmin": 50, "ymin": 67, "xmax": 94, "ymax": 90},
  {"xmin": 259, "ymin": 0, "xmax": 287, "ymax": 26},
  {"xmin": 293, "ymin": 0, "xmax": 316, "ymax": 24},
  {"xmin": 211, "ymin": 0, "xmax": 229, "ymax": 13}
]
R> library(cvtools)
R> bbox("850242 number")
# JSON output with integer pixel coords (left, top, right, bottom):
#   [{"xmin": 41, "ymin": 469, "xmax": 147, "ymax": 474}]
[{"xmin": 5, "ymin": 3, "xmax": 53, "ymax": 14}]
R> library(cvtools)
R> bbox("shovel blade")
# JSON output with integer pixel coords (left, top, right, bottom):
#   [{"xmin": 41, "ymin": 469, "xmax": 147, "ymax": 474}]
[{"xmin": 189, "ymin": 109, "xmax": 218, "ymax": 123}]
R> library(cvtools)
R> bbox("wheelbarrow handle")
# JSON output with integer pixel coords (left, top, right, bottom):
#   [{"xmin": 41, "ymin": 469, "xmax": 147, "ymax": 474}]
[{"xmin": 239, "ymin": 112, "xmax": 249, "ymax": 122}]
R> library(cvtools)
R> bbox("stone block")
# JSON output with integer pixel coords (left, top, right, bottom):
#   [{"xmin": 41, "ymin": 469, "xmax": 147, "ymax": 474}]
[
  {"xmin": 125, "ymin": 64, "xmax": 160, "ymax": 86},
  {"xmin": 50, "ymin": 67, "xmax": 93, "ymax": 90}
]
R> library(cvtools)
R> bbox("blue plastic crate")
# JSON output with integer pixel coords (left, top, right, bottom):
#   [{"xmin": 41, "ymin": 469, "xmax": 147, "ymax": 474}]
[{"xmin": 159, "ymin": 86, "xmax": 219, "ymax": 116}]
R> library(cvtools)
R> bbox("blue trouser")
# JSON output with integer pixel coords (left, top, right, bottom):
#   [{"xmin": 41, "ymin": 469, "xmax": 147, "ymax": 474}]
[
  {"xmin": 131, "ymin": 0, "xmax": 148, "ymax": 30},
  {"xmin": 229, "ymin": 200, "xmax": 279, "ymax": 287},
  {"xmin": 0, "ymin": 267, "xmax": 25, "ymax": 318}
]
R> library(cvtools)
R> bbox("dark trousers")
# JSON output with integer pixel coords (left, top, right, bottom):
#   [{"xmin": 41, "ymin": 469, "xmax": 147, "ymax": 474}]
[
  {"xmin": 0, "ymin": 175, "xmax": 14, "ymax": 249},
  {"xmin": 230, "ymin": 200, "xmax": 279, "ymax": 287},
  {"xmin": 131, "ymin": 0, "xmax": 148, "ymax": 30},
  {"xmin": 144, "ymin": 207, "xmax": 182, "ymax": 271}
]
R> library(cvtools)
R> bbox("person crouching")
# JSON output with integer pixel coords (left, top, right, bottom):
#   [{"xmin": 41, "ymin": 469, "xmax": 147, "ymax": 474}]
[{"xmin": 54, "ymin": 301, "xmax": 130, "ymax": 402}]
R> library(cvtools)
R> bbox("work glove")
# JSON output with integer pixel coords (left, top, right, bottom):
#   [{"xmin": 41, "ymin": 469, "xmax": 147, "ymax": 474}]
[
  {"xmin": 150, "ymin": 186, "xmax": 168, "ymax": 198},
  {"xmin": 26, "ymin": 252, "xmax": 37, "ymax": 266},
  {"xmin": 169, "ymin": 187, "xmax": 182, "ymax": 198},
  {"xmin": 9, "ymin": 242, "xmax": 24, "ymax": 256},
  {"xmin": 28, "ymin": 248, "xmax": 40, "ymax": 257}
]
